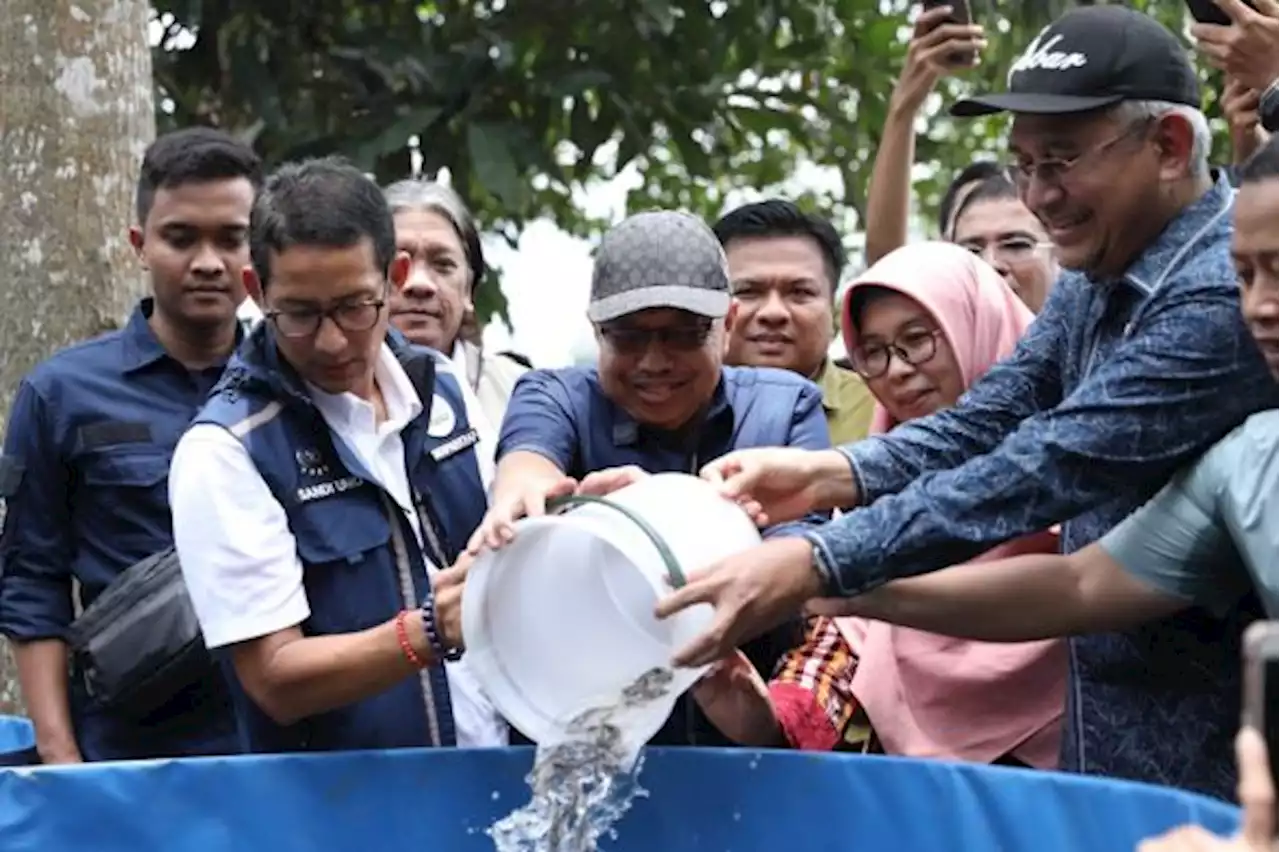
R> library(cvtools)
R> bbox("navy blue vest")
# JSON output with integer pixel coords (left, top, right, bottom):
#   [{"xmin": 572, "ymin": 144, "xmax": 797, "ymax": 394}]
[{"xmin": 193, "ymin": 326, "xmax": 489, "ymax": 753}]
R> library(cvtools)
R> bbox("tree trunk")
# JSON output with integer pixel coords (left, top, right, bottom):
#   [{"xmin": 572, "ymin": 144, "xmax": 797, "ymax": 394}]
[{"xmin": 0, "ymin": 0, "xmax": 155, "ymax": 715}]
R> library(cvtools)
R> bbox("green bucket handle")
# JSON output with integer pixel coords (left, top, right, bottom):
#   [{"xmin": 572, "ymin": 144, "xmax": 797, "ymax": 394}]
[{"xmin": 546, "ymin": 495, "xmax": 688, "ymax": 588}]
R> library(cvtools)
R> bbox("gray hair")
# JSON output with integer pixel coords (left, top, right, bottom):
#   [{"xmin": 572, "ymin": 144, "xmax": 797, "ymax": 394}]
[
  {"xmin": 1110, "ymin": 100, "xmax": 1212, "ymax": 179},
  {"xmin": 381, "ymin": 179, "xmax": 486, "ymax": 289}
]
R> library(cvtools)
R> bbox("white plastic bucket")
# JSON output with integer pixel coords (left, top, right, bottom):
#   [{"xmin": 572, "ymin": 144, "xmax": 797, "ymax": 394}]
[{"xmin": 461, "ymin": 472, "xmax": 763, "ymax": 758}]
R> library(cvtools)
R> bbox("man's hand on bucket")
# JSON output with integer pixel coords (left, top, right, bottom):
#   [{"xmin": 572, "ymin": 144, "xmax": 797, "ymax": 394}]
[
  {"xmin": 468, "ymin": 466, "xmax": 664, "ymax": 554},
  {"xmin": 1136, "ymin": 728, "xmax": 1277, "ymax": 852},
  {"xmin": 700, "ymin": 447, "xmax": 857, "ymax": 527},
  {"xmin": 655, "ymin": 537, "xmax": 824, "ymax": 668},
  {"xmin": 433, "ymin": 551, "xmax": 474, "ymax": 650},
  {"xmin": 578, "ymin": 465, "xmax": 768, "ymax": 525},
  {"xmin": 468, "ymin": 474, "xmax": 578, "ymax": 553},
  {"xmin": 576, "ymin": 465, "xmax": 649, "ymax": 497}
]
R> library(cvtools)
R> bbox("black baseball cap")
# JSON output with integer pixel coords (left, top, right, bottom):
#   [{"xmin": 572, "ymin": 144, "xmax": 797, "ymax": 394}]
[{"xmin": 950, "ymin": 6, "xmax": 1201, "ymax": 118}]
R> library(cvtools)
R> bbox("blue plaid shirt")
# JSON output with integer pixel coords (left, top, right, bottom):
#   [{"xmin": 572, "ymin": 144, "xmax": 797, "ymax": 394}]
[{"xmin": 808, "ymin": 174, "xmax": 1277, "ymax": 799}]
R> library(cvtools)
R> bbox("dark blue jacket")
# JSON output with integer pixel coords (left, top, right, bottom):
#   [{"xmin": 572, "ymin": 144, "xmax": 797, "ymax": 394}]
[
  {"xmin": 193, "ymin": 325, "xmax": 488, "ymax": 753},
  {"xmin": 0, "ymin": 300, "xmax": 238, "ymax": 760},
  {"xmin": 498, "ymin": 364, "xmax": 832, "ymax": 746}
]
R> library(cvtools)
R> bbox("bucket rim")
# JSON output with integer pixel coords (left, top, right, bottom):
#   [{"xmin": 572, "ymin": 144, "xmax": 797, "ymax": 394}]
[{"xmin": 546, "ymin": 494, "xmax": 688, "ymax": 587}]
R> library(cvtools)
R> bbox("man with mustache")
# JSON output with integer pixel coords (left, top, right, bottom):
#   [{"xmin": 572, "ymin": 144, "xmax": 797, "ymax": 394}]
[
  {"xmin": 658, "ymin": 7, "xmax": 1277, "ymax": 799},
  {"xmin": 470, "ymin": 210, "xmax": 833, "ymax": 748},
  {"xmin": 715, "ymin": 200, "xmax": 875, "ymax": 446},
  {"xmin": 805, "ymin": 133, "xmax": 1280, "ymax": 851},
  {"xmin": 383, "ymin": 180, "xmax": 529, "ymax": 436},
  {"xmin": 0, "ymin": 128, "xmax": 260, "ymax": 762}
]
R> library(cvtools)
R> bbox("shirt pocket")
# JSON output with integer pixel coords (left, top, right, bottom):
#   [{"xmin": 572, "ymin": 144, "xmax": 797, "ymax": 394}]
[
  {"xmin": 77, "ymin": 450, "xmax": 173, "ymax": 551},
  {"xmin": 291, "ymin": 499, "xmax": 396, "ymax": 634},
  {"xmin": 81, "ymin": 450, "xmax": 171, "ymax": 489}
]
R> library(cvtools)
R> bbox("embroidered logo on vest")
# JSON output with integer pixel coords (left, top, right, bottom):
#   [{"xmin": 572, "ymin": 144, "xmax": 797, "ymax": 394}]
[
  {"xmin": 293, "ymin": 446, "xmax": 362, "ymax": 503},
  {"xmin": 1008, "ymin": 33, "xmax": 1087, "ymax": 83},
  {"xmin": 294, "ymin": 447, "xmax": 329, "ymax": 479},
  {"xmin": 427, "ymin": 394, "xmax": 457, "ymax": 438}
]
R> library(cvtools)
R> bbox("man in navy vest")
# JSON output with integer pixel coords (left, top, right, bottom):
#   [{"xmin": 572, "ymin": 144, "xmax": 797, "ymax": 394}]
[
  {"xmin": 470, "ymin": 210, "xmax": 833, "ymax": 747},
  {"xmin": 169, "ymin": 157, "xmax": 507, "ymax": 753}
]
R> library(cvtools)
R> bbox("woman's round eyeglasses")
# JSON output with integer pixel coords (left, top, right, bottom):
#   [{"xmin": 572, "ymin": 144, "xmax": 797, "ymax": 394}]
[{"xmin": 851, "ymin": 327, "xmax": 942, "ymax": 380}]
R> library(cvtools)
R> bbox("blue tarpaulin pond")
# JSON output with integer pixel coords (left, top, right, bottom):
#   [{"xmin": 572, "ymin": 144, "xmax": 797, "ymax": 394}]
[
  {"xmin": 0, "ymin": 717, "xmax": 35, "ymax": 768},
  {"xmin": 0, "ymin": 716, "xmax": 1240, "ymax": 852}
]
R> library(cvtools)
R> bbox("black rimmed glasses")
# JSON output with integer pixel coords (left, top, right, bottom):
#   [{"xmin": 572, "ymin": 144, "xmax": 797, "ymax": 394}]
[
  {"xmin": 851, "ymin": 326, "xmax": 942, "ymax": 379},
  {"xmin": 264, "ymin": 298, "xmax": 387, "ymax": 339},
  {"xmin": 599, "ymin": 320, "xmax": 714, "ymax": 356}
]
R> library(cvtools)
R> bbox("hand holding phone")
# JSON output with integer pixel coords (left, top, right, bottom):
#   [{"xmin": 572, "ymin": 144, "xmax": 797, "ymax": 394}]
[
  {"xmin": 1185, "ymin": 0, "xmax": 1260, "ymax": 26},
  {"xmin": 1188, "ymin": 0, "xmax": 1277, "ymax": 93},
  {"xmin": 1239, "ymin": 616, "xmax": 1280, "ymax": 834},
  {"xmin": 920, "ymin": 0, "xmax": 978, "ymax": 66},
  {"xmin": 891, "ymin": 3, "xmax": 985, "ymax": 113}
]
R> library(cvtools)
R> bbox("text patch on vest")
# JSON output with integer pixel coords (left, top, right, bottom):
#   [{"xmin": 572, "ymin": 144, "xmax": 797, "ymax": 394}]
[
  {"xmin": 296, "ymin": 475, "xmax": 364, "ymax": 504},
  {"xmin": 429, "ymin": 428, "xmax": 480, "ymax": 463}
]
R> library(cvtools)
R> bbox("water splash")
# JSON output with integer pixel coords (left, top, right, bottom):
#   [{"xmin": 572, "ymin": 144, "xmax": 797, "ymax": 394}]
[{"xmin": 488, "ymin": 668, "xmax": 675, "ymax": 852}]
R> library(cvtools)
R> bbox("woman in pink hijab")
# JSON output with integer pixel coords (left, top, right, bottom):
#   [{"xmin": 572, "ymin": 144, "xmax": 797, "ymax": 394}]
[{"xmin": 696, "ymin": 241, "xmax": 1067, "ymax": 768}]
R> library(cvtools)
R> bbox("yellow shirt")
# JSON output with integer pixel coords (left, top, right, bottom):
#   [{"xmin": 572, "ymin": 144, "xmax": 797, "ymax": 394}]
[{"xmin": 815, "ymin": 360, "xmax": 875, "ymax": 446}]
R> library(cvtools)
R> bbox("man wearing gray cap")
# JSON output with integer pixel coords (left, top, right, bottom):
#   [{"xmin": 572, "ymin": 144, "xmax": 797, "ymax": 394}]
[{"xmin": 470, "ymin": 210, "xmax": 835, "ymax": 749}]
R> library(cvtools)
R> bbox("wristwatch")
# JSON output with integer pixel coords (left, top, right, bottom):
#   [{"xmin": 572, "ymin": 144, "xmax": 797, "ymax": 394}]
[{"xmin": 1260, "ymin": 79, "xmax": 1278, "ymax": 134}]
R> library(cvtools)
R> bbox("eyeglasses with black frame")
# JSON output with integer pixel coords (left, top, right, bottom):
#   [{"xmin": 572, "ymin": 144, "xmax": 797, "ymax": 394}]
[
  {"xmin": 599, "ymin": 319, "xmax": 714, "ymax": 355},
  {"xmin": 851, "ymin": 325, "xmax": 943, "ymax": 379},
  {"xmin": 264, "ymin": 297, "xmax": 387, "ymax": 339}
]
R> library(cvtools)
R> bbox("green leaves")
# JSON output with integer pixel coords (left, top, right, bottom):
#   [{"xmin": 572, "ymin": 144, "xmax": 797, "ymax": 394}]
[
  {"xmin": 151, "ymin": 0, "xmax": 1233, "ymax": 328},
  {"xmin": 354, "ymin": 105, "xmax": 443, "ymax": 171},
  {"xmin": 467, "ymin": 123, "xmax": 522, "ymax": 205}
]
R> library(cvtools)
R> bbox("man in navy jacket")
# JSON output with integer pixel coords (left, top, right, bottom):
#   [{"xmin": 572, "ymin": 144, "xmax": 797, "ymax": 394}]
[{"xmin": 472, "ymin": 210, "xmax": 832, "ymax": 747}]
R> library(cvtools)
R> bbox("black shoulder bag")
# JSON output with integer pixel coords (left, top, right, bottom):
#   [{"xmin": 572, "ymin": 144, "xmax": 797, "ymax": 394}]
[{"xmin": 66, "ymin": 547, "xmax": 215, "ymax": 720}]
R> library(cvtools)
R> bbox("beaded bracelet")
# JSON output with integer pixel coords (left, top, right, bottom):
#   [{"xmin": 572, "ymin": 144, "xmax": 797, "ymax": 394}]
[
  {"xmin": 394, "ymin": 609, "xmax": 427, "ymax": 669},
  {"xmin": 421, "ymin": 593, "xmax": 463, "ymax": 663}
]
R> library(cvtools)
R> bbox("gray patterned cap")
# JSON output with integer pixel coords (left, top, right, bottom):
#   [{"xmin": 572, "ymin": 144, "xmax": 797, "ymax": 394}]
[{"xmin": 587, "ymin": 210, "xmax": 731, "ymax": 324}]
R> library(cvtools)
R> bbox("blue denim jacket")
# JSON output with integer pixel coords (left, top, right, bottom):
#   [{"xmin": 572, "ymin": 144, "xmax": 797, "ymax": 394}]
[{"xmin": 807, "ymin": 175, "xmax": 1276, "ymax": 799}]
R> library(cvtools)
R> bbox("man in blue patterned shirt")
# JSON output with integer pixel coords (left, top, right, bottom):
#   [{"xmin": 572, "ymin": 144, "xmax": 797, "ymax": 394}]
[{"xmin": 656, "ymin": 8, "xmax": 1278, "ymax": 799}]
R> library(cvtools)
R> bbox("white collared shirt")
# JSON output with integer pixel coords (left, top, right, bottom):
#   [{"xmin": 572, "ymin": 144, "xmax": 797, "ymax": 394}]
[
  {"xmin": 444, "ymin": 344, "xmax": 497, "ymax": 490},
  {"xmin": 170, "ymin": 343, "xmax": 507, "ymax": 747}
]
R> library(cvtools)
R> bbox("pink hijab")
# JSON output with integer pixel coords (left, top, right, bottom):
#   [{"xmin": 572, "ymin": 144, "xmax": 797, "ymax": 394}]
[{"xmin": 835, "ymin": 242, "xmax": 1067, "ymax": 768}]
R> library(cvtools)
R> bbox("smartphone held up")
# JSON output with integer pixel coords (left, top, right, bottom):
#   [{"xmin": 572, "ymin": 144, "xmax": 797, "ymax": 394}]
[
  {"xmin": 1242, "ymin": 620, "xmax": 1278, "ymax": 787},
  {"xmin": 1184, "ymin": 0, "xmax": 1260, "ymax": 26},
  {"xmin": 920, "ymin": 0, "xmax": 979, "ymax": 67}
]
